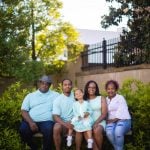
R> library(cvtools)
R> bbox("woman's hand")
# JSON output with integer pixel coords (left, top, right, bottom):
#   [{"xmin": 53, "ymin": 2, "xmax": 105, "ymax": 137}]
[
  {"xmin": 107, "ymin": 118, "xmax": 119, "ymax": 124},
  {"xmin": 106, "ymin": 119, "xmax": 113, "ymax": 124},
  {"xmin": 93, "ymin": 122, "xmax": 99, "ymax": 129}
]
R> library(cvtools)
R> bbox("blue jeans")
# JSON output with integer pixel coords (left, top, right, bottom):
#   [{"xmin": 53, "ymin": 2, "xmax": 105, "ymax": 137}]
[
  {"xmin": 106, "ymin": 119, "xmax": 131, "ymax": 150},
  {"xmin": 20, "ymin": 120, "xmax": 54, "ymax": 150}
]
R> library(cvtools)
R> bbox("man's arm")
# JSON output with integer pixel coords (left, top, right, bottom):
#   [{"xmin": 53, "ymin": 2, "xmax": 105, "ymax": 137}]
[
  {"xmin": 21, "ymin": 110, "xmax": 38, "ymax": 132},
  {"xmin": 53, "ymin": 115, "xmax": 73, "ymax": 129}
]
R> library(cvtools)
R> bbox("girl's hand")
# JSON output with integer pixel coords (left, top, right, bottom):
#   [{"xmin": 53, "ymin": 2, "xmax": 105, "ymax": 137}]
[
  {"xmin": 84, "ymin": 112, "xmax": 89, "ymax": 118},
  {"xmin": 78, "ymin": 116, "xmax": 82, "ymax": 120}
]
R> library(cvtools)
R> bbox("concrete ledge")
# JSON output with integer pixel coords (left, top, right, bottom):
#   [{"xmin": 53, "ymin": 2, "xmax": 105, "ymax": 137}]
[{"xmin": 76, "ymin": 64, "xmax": 150, "ymax": 76}]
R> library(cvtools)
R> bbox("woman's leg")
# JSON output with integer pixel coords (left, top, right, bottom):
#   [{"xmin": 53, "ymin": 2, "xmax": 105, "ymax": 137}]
[
  {"xmin": 93, "ymin": 125, "xmax": 104, "ymax": 150},
  {"xmin": 106, "ymin": 123, "xmax": 116, "ymax": 149},
  {"xmin": 75, "ymin": 132, "xmax": 83, "ymax": 150},
  {"xmin": 114, "ymin": 120, "xmax": 131, "ymax": 150}
]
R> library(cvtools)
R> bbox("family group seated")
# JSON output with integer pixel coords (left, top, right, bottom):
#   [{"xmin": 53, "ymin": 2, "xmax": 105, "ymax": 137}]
[{"xmin": 20, "ymin": 75, "xmax": 131, "ymax": 150}]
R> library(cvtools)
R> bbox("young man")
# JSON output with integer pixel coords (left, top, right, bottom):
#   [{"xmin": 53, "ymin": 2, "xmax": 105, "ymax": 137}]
[
  {"xmin": 20, "ymin": 75, "xmax": 59, "ymax": 150},
  {"xmin": 53, "ymin": 79, "xmax": 75, "ymax": 150}
]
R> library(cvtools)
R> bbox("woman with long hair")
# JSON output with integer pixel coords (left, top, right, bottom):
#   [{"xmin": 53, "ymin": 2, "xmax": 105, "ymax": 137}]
[{"xmin": 75, "ymin": 80, "xmax": 107, "ymax": 150}]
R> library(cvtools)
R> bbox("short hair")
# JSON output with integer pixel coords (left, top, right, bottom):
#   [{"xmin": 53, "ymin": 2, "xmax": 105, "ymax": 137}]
[
  {"xmin": 105, "ymin": 80, "xmax": 119, "ymax": 90},
  {"xmin": 61, "ymin": 79, "xmax": 72, "ymax": 85},
  {"xmin": 83, "ymin": 80, "xmax": 100, "ymax": 100}
]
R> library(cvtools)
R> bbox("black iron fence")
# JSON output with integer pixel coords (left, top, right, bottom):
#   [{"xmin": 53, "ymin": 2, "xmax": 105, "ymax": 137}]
[{"xmin": 81, "ymin": 38, "xmax": 149, "ymax": 70}]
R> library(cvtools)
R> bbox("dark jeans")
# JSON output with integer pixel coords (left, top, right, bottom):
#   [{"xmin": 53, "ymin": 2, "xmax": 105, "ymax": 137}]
[{"xmin": 20, "ymin": 120, "xmax": 54, "ymax": 150}]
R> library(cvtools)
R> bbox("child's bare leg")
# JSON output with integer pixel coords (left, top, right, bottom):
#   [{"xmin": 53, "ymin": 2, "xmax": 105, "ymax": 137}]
[
  {"xmin": 84, "ymin": 130, "xmax": 93, "ymax": 149},
  {"xmin": 75, "ymin": 132, "xmax": 83, "ymax": 150},
  {"xmin": 84, "ymin": 130, "xmax": 92, "ymax": 139},
  {"xmin": 68, "ymin": 129, "xmax": 73, "ymax": 136}
]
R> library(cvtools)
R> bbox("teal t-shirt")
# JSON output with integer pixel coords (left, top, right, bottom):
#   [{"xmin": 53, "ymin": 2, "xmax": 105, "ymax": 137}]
[
  {"xmin": 52, "ymin": 93, "xmax": 75, "ymax": 122},
  {"xmin": 21, "ymin": 89, "xmax": 59, "ymax": 122}
]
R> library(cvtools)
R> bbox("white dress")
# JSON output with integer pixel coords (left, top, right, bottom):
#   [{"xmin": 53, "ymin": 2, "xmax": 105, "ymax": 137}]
[{"xmin": 71, "ymin": 101, "xmax": 94, "ymax": 132}]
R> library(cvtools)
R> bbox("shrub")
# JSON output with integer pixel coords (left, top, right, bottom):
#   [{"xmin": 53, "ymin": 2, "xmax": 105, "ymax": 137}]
[
  {"xmin": 0, "ymin": 82, "xmax": 34, "ymax": 149},
  {"xmin": 120, "ymin": 79, "xmax": 150, "ymax": 150},
  {"xmin": 1, "ymin": 79, "xmax": 149, "ymax": 149}
]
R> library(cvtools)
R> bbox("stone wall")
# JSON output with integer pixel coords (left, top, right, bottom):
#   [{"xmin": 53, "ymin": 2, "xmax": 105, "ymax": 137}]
[{"xmin": 59, "ymin": 56, "xmax": 150, "ymax": 91}]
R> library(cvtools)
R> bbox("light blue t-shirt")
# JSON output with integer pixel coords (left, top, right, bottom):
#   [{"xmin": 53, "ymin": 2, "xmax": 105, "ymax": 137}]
[
  {"xmin": 52, "ymin": 93, "xmax": 75, "ymax": 122},
  {"xmin": 21, "ymin": 89, "xmax": 59, "ymax": 122}
]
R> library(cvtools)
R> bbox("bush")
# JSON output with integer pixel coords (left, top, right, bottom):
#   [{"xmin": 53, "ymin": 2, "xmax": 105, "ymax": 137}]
[
  {"xmin": 0, "ymin": 82, "xmax": 34, "ymax": 149},
  {"xmin": 15, "ymin": 60, "xmax": 45, "ymax": 83},
  {"xmin": 120, "ymin": 79, "xmax": 150, "ymax": 150},
  {"xmin": 0, "ymin": 79, "xmax": 149, "ymax": 149}
]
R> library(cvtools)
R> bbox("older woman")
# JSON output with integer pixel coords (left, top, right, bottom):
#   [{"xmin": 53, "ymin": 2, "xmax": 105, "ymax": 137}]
[
  {"xmin": 83, "ymin": 80, "xmax": 107, "ymax": 150},
  {"xmin": 105, "ymin": 80, "xmax": 131, "ymax": 150}
]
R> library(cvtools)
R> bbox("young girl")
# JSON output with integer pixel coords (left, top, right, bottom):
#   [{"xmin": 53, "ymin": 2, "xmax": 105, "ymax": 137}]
[{"xmin": 66, "ymin": 89, "xmax": 94, "ymax": 150}]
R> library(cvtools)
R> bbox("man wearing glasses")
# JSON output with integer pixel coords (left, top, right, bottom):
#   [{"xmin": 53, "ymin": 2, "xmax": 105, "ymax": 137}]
[{"xmin": 20, "ymin": 75, "xmax": 59, "ymax": 150}]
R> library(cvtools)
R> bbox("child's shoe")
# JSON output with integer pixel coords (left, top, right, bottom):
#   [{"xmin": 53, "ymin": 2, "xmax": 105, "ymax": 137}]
[
  {"xmin": 66, "ymin": 136, "xmax": 72, "ymax": 147},
  {"xmin": 87, "ymin": 138, "xmax": 93, "ymax": 149}
]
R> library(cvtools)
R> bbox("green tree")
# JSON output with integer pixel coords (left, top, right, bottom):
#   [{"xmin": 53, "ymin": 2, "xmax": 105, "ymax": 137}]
[
  {"xmin": 101, "ymin": 0, "xmax": 150, "ymax": 65},
  {"xmin": 35, "ymin": 22, "xmax": 83, "ymax": 74},
  {"xmin": 0, "ymin": 0, "xmax": 83, "ymax": 82},
  {"xmin": 0, "ymin": 0, "xmax": 30, "ymax": 77}
]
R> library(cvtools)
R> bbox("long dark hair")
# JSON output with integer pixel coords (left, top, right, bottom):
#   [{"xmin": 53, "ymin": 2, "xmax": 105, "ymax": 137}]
[{"xmin": 83, "ymin": 80, "xmax": 100, "ymax": 100}]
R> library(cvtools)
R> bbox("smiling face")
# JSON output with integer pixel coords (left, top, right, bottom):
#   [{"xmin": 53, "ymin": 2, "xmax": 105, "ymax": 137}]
[
  {"xmin": 87, "ymin": 82, "xmax": 97, "ymax": 96},
  {"xmin": 62, "ymin": 79, "xmax": 72, "ymax": 95},
  {"xmin": 106, "ymin": 83, "xmax": 117, "ymax": 98},
  {"xmin": 39, "ymin": 81, "xmax": 50, "ymax": 93},
  {"xmin": 74, "ymin": 89, "xmax": 84, "ymax": 101}
]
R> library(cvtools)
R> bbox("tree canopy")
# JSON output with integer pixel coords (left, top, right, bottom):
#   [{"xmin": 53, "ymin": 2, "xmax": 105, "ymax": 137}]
[
  {"xmin": 0, "ymin": 0, "xmax": 83, "ymax": 82},
  {"xmin": 101, "ymin": 0, "xmax": 150, "ymax": 65}
]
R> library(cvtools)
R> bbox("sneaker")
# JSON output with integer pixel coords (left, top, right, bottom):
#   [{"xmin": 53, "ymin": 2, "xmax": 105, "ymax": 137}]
[
  {"xmin": 67, "ymin": 140, "xmax": 72, "ymax": 147},
  {"xmin": 66, "ymin": 136, "xmax": 72, "ymax": 147},
  {"xmin": 87, "ymin": 142, "xmax": 92, "ymax": 149},
  {"xmin": 87, "ymin": 139, "xmax": 93, "ymax": 149}
]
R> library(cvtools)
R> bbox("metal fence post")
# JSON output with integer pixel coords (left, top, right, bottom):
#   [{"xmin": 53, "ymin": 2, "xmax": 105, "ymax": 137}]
[{"xmin": 102, "ymin": 38, "xmax": 107, "ymax": 69}]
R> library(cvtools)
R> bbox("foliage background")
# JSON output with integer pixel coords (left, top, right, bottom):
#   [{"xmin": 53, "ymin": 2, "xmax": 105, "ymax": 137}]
[
  {"xmin": 101, "ymin": 0, "xmax": 150, "ymax": 66},
  {"xmin": 0, "ymin": 0, "xmax": 83, "ymax": 83},
  {"xmin": 0, "ymin": 79, "xmax": 149, "ymax": 149}
]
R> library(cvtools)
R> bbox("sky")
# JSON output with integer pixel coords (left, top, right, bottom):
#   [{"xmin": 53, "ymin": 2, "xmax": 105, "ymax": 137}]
[{"xmin": 60, "ymin": 0, "xmax": 127, "ymax": 31}]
